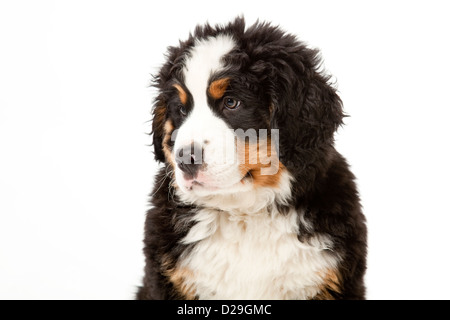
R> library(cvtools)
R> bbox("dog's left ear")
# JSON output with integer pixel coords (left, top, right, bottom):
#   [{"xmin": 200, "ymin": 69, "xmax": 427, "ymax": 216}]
[
  {"xmin": 266, "ymin": 48, "xmax": 344, "ymax": 162},
  {"xmin": 297, "ymin": 71, "xmax": 344, "ymax": 146}
]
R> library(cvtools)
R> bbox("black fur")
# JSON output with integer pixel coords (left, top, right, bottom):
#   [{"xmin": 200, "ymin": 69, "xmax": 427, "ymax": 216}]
[{"xmin": 138, "ymin": 17, "xmax": 367, "ymax": 300}]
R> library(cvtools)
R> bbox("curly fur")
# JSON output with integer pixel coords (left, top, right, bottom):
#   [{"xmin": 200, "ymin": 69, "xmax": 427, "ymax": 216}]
[{"xmin": 137, "ymin": 17, "xmax": 367, "ymax": 300}]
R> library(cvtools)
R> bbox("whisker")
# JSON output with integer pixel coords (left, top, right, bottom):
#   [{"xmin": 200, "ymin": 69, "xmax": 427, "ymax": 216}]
[
  {"xmin": 168, "ymin": 178, "xmax": 178, "ymax": 203},
  {"xmin": 149, "ymin": 166, "xmax": 173, "ymax": 197}
]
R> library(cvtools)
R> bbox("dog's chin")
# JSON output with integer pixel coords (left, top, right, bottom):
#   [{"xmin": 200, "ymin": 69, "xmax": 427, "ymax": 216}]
[{"xmin": 176, "ymin": 173, "xmax": 252, "ymax": 198}]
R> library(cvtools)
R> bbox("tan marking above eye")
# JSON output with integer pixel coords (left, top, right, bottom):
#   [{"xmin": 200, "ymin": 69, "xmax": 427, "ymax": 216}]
[
  {"xmin": 173, "ymin": 84, "xmax": 188, "ymax": 105},
  {"xmin": 209, "ymin": 78, "xmax": 230, "ymax": 100}
]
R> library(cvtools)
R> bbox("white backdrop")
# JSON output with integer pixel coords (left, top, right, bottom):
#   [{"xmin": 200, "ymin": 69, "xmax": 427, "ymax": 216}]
[{"xmin": 1, "ymin": 0, "xmax": 449, "ymax": 299}]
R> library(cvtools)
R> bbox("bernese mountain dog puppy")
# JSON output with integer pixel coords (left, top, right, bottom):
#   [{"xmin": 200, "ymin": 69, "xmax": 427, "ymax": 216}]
[{"xmin": 137, "ymin": 17, "xmax": 367, "ymax": 300}]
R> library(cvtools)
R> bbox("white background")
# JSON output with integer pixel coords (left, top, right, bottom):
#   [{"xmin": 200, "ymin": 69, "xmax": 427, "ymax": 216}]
[{"xmin": 1, "ymin": 0, "xmax": 449, "ymax": 300}]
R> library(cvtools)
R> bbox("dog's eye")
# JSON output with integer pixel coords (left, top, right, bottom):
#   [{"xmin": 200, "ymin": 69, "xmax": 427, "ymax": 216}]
[
  {"xmin": 179, "ymin": 105, "xmax": 187, "ymax": 116},
  {"xmin": 223, "ymin": 97, "xmax": 241, "ymax": 110}
]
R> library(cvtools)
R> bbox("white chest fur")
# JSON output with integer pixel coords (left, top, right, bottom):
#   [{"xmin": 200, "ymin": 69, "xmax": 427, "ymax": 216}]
[{"xmin": 179, "ymin": 208, "xmax": 339, "ymax": 300}]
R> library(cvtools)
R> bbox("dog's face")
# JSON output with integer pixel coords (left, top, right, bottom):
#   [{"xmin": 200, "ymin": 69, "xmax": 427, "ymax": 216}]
[
  {"xmin": 164, "ymin": 35, "xmax": 278, "ymax": 197},
  {"xmin": 152, "ymin": 18, "xmax": 344, "ymax": 201}
]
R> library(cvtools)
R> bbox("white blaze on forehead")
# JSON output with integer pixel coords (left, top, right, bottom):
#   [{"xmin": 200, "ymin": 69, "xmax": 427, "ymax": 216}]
[
  {"xmin": 174, "ymin": 35, "xmax": 239, "ymax": 194},
  {"xmin": 183, "ymin": 34, "xmax": 236, "ymax": 102},
  {"xmin": 175, "ymin": 34, "xmax": 236, "ymax": 153}
]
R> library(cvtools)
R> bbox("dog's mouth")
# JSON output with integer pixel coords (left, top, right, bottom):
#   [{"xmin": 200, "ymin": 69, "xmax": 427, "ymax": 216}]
[
  {"xmin": 177, "ymin": 169, "xmax": 252, "ymax": 194},
  {"xmin": 179, "ymin": 172, "xmax": 215, "ymax": 192}
]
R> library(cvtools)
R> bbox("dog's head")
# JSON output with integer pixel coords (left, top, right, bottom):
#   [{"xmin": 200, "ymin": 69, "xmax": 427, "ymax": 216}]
[{"xmin": 151, "ymin": 18, "xmax": 343, "ymax": 201}]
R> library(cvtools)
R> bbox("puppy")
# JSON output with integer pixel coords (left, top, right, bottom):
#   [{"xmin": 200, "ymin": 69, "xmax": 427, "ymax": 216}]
[{"xmin": 137, "ymin": 17, "xmax": 367, "ymax": 300}]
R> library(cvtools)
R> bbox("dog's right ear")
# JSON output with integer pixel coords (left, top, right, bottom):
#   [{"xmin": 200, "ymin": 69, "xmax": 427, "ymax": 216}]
[
  {"xmin": 150, "ymin": 41, "xmax": 188, "ymax": 163},
  {"xmin": 151, "ymin": 95, "xmax": 167, "ymax": 162}
]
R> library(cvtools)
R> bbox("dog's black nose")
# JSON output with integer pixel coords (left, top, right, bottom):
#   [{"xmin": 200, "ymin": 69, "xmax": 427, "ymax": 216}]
[{"xmin": 175, "ymin": 142, "xmax": 203, "ymax": 179}]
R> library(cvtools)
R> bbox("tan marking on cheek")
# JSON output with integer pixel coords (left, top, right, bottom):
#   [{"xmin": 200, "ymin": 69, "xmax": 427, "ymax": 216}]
[
  {"xmin": 154, "ymin": 103, "xmax": 166, "ymax": 127},
  {"xmin": 173, "ymin": 84, "xmax": 188, "ymax": 105},
  {"xmin": 152, "ymin": 103, "xmax": 167, "ymax": 148},
  {"xmin": 162, "ymin": 119, "xmax": 176, "ymax": 168},
  {"xmin": 238, "ymin": 138, "xmax": 284, "ymax": 188},
  {"xmin": 209, "ymin": 78, "xmax": 230, "ymax": 100},
  {"xmin": 162, "ymin": 255, "xmax": 197, "ymax": 299},
  {"xmin": 314, "ymin": 269, "xmax": 342, "ymax": 300},
  {"xmin": 161, "ymin": 120, "xmax": 180, "ymax": 190}
]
